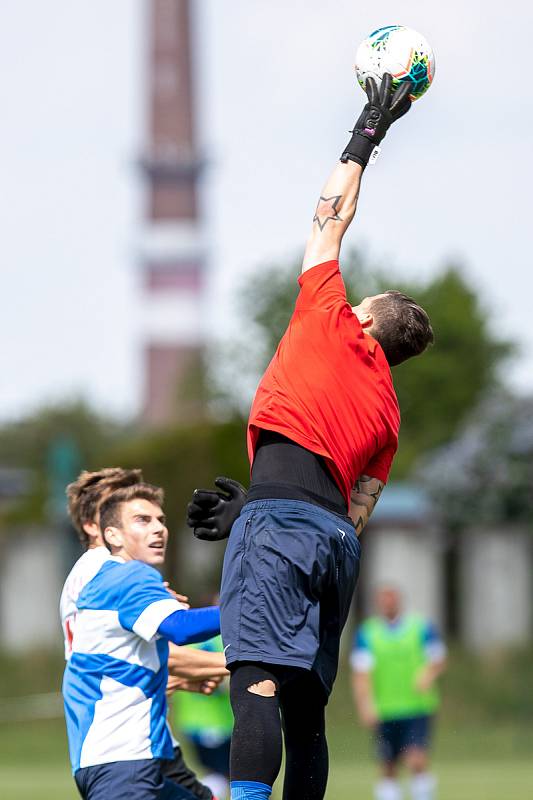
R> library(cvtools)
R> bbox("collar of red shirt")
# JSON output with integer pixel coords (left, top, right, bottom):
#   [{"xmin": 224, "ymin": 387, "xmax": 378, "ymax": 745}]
[{"xmin": 363, "ymin": 332, "xmax": 378, "ymax": 357}]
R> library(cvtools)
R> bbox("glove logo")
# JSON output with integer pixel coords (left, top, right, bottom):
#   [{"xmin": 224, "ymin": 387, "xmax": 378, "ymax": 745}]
[{"xmin": 368, "ymin": 146, "xmax": 381, "ymax": 165}]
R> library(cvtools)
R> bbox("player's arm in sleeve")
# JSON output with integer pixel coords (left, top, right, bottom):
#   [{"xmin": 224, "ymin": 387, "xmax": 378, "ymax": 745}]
[
  {"xmin": 350, "ymin": 627, "xmax": 378, "ymax": 728},
  {"xmin": 415, "ymin": 621, "xmax": 448, "ymax": 692},
  {"xmin": 157, "ymin": 606, "xmax": 220, "ymax": 646},
  {"xmin": 117, "ymin": 562, "xmax": 220, "ymax": 645},
  {"xmin": 301, "ymin": 73, "xmax": 412, "ymax": 274},
  {"xmin": 167, "ymin": 642, "xmax": 229, "ymax": 681}
]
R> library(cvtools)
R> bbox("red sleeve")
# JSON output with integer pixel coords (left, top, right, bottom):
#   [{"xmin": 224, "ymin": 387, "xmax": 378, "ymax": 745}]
[
  {"xmin": 362, "ymin": 444, "xmax": 397, "ymax": 484},
  {"xmin": 295, "ymin": 260, "xmax": 349, "ymax": 312}
]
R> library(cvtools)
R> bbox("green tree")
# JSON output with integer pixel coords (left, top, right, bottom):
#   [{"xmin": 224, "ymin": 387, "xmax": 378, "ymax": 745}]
[
  {"xmin": 220, "ymin": 250, "xmax": 513, "ymax": 477},
  {"xmin": 420, "ymin": 392, "xmax": 533, "ymax": 528},
  {"xmin": 0, "ymin": 401, "xmax": 127, "ymax": 526},
  {"xmin": 0, "ymin": 400, "xmax": 249, "ymax": 590},
  {"xmin": 107, "ymin": 419, "xmax": 249, "ymax": 590}
]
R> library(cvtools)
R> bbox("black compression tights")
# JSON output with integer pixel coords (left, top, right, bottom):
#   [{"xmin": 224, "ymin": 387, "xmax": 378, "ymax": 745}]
[{"xmin": 229, "ymin": 663, "xmax": 329, "ymax": 800}]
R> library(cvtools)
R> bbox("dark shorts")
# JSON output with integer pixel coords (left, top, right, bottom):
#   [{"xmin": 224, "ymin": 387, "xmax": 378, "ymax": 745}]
[
  {"xmin": 376, "ymin": 715, "xmax": 434, "ymax": 763},
  {"xmin": 220, "ymin": 498, "xmax": 361, "ymax": 696},
  {"xmin": 162, "ymin": 746, "xmax": 213, "ymax": 800},
  {"xmin": 190, "ymin": 737, "xmax": 231, "ymax": 777},
  {"xmin": 75, "ymin": 759, "xmax": 197, "ymax": 800}
]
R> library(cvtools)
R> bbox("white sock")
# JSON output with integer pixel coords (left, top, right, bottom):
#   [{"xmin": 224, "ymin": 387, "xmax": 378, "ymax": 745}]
[
  {"xmin": 375, "ymin": 778, "xmax": 403, "ymax": 800},
  {"xmin": 410, "ymin": 772, "xmax": 436, "ymax": 800},
  {"xmin": 203, "ymin": 772, "xmax": 230, "ymax": 800}
]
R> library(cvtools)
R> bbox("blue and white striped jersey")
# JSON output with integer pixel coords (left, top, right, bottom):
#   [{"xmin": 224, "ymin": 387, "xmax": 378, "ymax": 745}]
[
  {"xmin": 62, "ymin": 556, "xmax": 184, "ymax": 772},
  {"xmin": 60, "ymin": 546, "xmax": 110, "ymax": 660}
]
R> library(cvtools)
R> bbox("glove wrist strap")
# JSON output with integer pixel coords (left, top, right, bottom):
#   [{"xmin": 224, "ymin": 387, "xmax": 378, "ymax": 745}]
[{"xmin": 341, "ymin": 131, "xmax": 378, "ymax": 168}]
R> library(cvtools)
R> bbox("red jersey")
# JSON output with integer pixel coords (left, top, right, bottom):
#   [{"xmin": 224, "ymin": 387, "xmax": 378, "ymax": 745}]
[{"xmin": 247, "ymin": 260, "xmax": 400, "ymax": 507}]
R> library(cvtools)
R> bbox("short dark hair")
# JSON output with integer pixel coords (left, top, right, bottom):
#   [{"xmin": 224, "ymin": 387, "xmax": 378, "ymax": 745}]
[
  {"xmin": 369, "ymin": 291, "xmax": 434, "ymax": 367},
  {"xmin": 99, "ymin": 483, "xmax": 165, "ymax": 551},
  {"xmin": 66, "ymin": 468, "xmax": 143, "ymax": 547}
]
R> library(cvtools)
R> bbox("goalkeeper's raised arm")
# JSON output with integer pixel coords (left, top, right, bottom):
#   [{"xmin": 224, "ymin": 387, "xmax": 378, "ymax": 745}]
[{"xmin": 302, "ymin": 73, "xmax": 412, "ymax": 273}]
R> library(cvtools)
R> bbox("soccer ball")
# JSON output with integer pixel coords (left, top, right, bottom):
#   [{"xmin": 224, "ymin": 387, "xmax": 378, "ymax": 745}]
[{"xmin": 355, "ymin": 25, "xmax": 435, "ymax": 101}]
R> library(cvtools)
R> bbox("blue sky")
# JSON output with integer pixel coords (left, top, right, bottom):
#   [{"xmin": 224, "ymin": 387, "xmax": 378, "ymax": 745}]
[{"xmin": 0, "ymin": 0, "xmax": 531, "ymax": 420}]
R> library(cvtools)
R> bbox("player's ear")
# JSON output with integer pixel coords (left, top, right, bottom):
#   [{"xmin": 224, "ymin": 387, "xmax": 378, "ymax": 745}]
[
  {"xmin": 83, "ymin": 521, "xmax": 100, "ymax": 540},
  {"xmin": 352, "ymin": 306, "xmax": 373, "ymax": 329},
  {"xmin": 104, "ymin": 526, "xmax": 122, "ymax": 550}
]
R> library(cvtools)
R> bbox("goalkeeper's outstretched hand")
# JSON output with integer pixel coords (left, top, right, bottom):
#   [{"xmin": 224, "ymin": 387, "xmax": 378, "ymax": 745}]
[
  {"xmin": 186, "ymin": 477, "xmax": 247, "ymax": 541},
  {"xmin": 341, "ymin": 73, "xmax": 412, "ymax": 168}
]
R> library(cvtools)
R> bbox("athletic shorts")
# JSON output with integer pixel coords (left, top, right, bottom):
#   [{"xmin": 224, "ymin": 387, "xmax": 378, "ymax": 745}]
[
  {"xmin": 74, "ymin": 758, "xmax": 197, "ymax": 800},
  {"xmin": 220, "ymin": 498, "xmax": 361, "ymax": 696},
  {"xmin": 190, "ymin": 737, "xmax": 231, "ymax": 777},
  {"xmin": 162, "ymin": 746, "xmax": 214, "ymax": 800},
  {"xmin": 376, "ymin": 715, "xmax": 434, "ymax": 762}
]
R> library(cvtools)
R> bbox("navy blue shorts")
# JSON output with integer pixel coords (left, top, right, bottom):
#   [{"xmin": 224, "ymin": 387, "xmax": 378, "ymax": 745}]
[
  {"xmin": 220, "ymin": 499, "xmax": 361, "ymax": 696},
  {"xmin": 75, "ymin": 759, "xmax": 197, "ymax": 800},
  {"xmin": 376, "ymin": 715, "xmax": 433, "ymax": 763},
  {"xmin": 190, "ymin": 737, "xmax": 231, "ymax": 777}
]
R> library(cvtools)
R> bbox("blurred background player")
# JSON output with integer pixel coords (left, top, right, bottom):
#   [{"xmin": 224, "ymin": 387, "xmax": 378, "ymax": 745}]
[
  {"xmin": 164, "ymin": 641, "xmax": 229, "ymax": 799},
  {"xmin": 351, "ymin": 586, "xmax": 447, "ymax": 800},
  {"xmin": 188, "ymin": 75, "xmax": 434, "ymax": 800},
  {"xmin": 173, "ymin": 603, "xmax": 233, "ymax": 800},
  {"xmin": 62, "ymin": 468, "xmax": 228, "ymax": 800}
]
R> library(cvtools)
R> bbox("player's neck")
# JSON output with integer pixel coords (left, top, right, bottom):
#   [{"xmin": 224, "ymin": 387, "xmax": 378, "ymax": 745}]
[
  {"xmin": 87, "ymin": 540, "xmax": 105, "ymax": 551},
  {"xmin": 384, "ymin": 613, "xmax": 402, "ymax": 625}
]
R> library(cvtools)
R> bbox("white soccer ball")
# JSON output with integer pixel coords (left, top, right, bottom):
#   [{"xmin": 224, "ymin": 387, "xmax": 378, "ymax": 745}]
[{"xmin": 355, "ymin": 25, "xmax": 435, "ymax": 101}]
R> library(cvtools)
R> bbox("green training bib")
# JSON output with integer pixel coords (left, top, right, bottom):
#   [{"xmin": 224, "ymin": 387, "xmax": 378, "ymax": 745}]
[{"xmin": 362, "ymin": 614, "xmax": 440, "ymax": 721}]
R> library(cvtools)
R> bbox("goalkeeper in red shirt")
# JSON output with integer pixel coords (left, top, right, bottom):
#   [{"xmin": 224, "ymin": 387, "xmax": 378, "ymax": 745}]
[{"xmin": 188, "ymin": 75, "xmax": 434, "ymax": 800}]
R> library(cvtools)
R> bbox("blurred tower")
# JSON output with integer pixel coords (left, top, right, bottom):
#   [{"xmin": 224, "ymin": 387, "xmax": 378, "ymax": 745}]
[{"xmin": 140, "ymin": 0, "xmax": 205, "ymax": 425}]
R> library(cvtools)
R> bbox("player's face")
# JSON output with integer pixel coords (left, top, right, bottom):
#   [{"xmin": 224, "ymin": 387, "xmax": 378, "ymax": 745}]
[
  {"xmin": 376, "ymin": 587, "xmax": 401, "ymax": 620},
  {"xmin": 113, "ymin": 498, "xmax": 168, "ymax": 566}
]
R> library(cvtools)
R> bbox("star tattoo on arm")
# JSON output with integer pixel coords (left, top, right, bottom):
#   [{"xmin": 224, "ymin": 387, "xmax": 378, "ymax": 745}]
[{"xmin": 313, "ymin": 194, "xmax": 343, "ymax": 231}]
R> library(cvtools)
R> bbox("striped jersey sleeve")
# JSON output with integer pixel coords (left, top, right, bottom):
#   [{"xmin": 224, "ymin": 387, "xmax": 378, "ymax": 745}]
[{"xmin": 116, "ymin": 561, "xmax": 185, "ymax": 641}]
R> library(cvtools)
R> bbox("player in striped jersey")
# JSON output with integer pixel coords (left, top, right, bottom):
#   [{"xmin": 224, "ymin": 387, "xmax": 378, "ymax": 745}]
[
  {"xmin": 61, "ymin": 470, "xmax": 226, "ymax": 800},
  {"xmin": 61, "ymin": 468, "xmax": 144, "ymax": 660}
]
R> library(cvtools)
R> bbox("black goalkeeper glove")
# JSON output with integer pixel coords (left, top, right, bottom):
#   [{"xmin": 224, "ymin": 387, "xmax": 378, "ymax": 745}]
[
  {"xmin": 186, "ymin": 477, "xmax": 247, "ymax": 541},
  {"xmin": 341, "ymin": 73, "xmax": 412, "ymax": 168}
]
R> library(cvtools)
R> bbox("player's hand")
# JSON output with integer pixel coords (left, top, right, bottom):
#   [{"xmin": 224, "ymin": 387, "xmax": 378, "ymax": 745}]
[
  {"xmin": 414, "ymin": 667, "xmax": 434, "ymax": 693},
  {"xmin": 359, "ymin": 706, "xmax": 379, "ymax": 729},
  {"xmin": 163, "ymin": 583, "xmax": 189, "ymax": 608},
  {"xmin": 166, "ymin": 676, "xmax": 222, "ymax": 695},
  {"xmin": 341, "ymin": 73, "xmax": 412, "ymax": 168},
  {"xmin": 186, "ymin": 477, "xmax": 247, "ymax": 541},
  {"xmin": 357, "ymin": 73, "xmax": 412, "ymax": 143},
  {"xmin": 180, "ymin": 677, "xmax": 222, "ymax": 695}
]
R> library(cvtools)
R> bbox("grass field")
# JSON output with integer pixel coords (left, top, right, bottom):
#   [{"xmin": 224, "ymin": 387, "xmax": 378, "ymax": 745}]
[
  {"xmin": 2, "ymin": 758, "xmax": 533, "ymax": 800},
  {"xmin": 1, "ymin": 648, "xmax": 532, "ymax": 799},
  {"xmin": 1, "ymin": 719, "xmax": 532, "ymax": 800}
]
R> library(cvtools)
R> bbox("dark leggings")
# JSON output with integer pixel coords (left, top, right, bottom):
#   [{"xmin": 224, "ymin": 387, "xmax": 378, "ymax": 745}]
[{"xmin": 229, "ymin": 662, "xmax": 328, "ymax": 800}]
